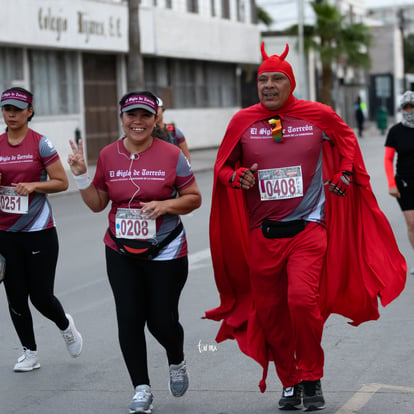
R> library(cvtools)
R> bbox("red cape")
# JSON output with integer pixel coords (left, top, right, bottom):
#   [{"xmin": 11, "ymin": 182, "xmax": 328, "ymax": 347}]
[{"xmin": 205, "ymin": 96, "xmax": 407, "ymax": 392}]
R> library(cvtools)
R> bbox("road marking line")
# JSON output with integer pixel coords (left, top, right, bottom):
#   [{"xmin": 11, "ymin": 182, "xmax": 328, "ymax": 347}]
[
  {"xmin": 335, "ymin": 383, "xmax": 382, "ymax": 413},
  {"xmin": 189, "ymin": 248, "xmax": 211, "ymax": 267},
  {"xmin": 189, "ymin": 263, "xmax": 210, "ymax": 271},
  {"xmin": 335, "ymin": 383, "xmax": 414, "ymax": 414}
]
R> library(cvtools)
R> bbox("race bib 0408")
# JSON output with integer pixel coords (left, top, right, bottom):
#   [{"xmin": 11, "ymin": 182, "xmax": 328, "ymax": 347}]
[{"xmin": 258, "ymin": 166, "xmax": 303, "ymax": 201}]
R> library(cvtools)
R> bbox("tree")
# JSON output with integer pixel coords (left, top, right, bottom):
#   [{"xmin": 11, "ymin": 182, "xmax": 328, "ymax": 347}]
[
  {"xmin": 127, "ymin": 0, "xmax": 145, "ymax": 90},
  {"xmin": 285, "ymin": 1, "xmax": 371, "ymax": 106},
  {"xmin": 312, "ymin": 1, "xmax": 371, "ymax": 106},
  {"xmin": 256, "ymin": 5, "xmax": 273, "ymax": 28},
  {"xmin": 404, "ymin": 33, "xmax": 414, "ymax": 74}
]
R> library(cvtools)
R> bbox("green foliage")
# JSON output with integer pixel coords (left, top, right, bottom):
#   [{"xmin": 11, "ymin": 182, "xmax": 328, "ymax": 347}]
[
  {"xmin": 284, "ymin": 1, "xmax": 371, "ymax": 105},
  {"xmin": 283, "ymin": 6, "xmax": 371, "ymax": 68},
  {"xmin": 257, "ymin": 6, "xmax": 273, "ymax": 28},
  {"xmin": 341, "ymin": 23, "xmax": 372, "ymax": 70},
  {"xmin": 404, "ymin": 34, "xmax": 414, "ymax": 73},
  {"xmin": 310, "ymin": 2, "xmax": 371, "ymax": 67}
]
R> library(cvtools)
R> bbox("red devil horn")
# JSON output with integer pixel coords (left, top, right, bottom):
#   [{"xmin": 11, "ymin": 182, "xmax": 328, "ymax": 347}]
[
  {"xmin": 261, "ymin": 42, "xmax": 269, "ymax": 60},
  {"xmin": 279, "ymin": 44, "xmax": 289, "ymax": 61}
]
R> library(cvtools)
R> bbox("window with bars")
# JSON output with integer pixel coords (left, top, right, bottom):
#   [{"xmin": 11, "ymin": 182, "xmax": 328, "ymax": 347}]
[
  {"xmin": 211, "ymin": 0, "xmax": 216, "ymax": 16},
  {"xmin": 221, "ymin": 0, "xmax": 230, "ymax": 19},
  {"xmin": 0, "ymin": 48, "xmax": 24, "ymax": 92},
  {"xmin": 144, "ymin": 57, "xmax": 237, "ymax": 109},
  {"xmin": 29, "ymin": 50, "xmax": 80, "ymax": 115},
  {"xmin": 237, "ymin": 0, "xmax": 246, "ymax": 22},
  {"xmin": 187, "ymin": 0, "xmax": 199, "ymax": 13}
]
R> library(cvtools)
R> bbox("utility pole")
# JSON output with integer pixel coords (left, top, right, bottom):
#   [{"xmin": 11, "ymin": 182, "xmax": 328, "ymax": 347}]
[
  {"xmin": 297, "ymin": 0, "xmax": 308, "ymax": 99},
  {"xmin": 127, "ymin": 0, "xmax": 145, "ymax": 90},
  {"xmin": 398, "ymin": 8, "xmax": 407, "ymax": 90}
]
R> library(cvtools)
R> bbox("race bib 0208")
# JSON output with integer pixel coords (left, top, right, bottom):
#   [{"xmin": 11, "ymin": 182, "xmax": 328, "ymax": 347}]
[
  {"xmin": 0, "ymin": 186, "xmax": 29, "ymax": 214},
  {"xmin": 115, "ymin": 208, "xmax": 156, "ymax": 240},
  {"xmin": 258, "ymin": 166, "xmax": 304, "ymax": 201}
]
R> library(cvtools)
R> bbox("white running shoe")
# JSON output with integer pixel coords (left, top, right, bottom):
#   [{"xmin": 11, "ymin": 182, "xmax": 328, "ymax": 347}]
[
  {"xmin": 14, "ymin": 348, "xmax": 40, "ymax": 372},
  {"xmin": 129, "ymin": 384, "xmax": 153, "ymax": 414},
  {"xmin": 168, "ymin": 360, "xmax": 189, "ymax": 397},
  {"xmin": 61, "ymin": 314, "xmax": 83, "ymax": 358}
]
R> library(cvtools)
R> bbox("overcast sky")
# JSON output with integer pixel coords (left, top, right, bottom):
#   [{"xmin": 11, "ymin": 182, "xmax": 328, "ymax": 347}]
[
  {"xmin": 256, "ymin": 0, "xmax": 411, "ymax": 31},
  {"xmin": 364, "ymin": 0, "xmax": 413, "ymax": 6}
]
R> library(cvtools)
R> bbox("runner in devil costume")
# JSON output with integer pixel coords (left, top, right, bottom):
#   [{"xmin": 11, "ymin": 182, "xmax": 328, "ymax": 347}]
[{"xmin": 205, "ymin": 43, "xmax": 406, "ymax": 411}]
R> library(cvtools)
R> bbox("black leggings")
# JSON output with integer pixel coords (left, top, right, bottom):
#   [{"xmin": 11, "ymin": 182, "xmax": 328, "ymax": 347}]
[
  {"xmin": 0, "ymin": 228, "xmax": 68, "ymax": 350},
  {"xmin": 105, "ymin": 246, "xmax": 188, "ymax": 388}
]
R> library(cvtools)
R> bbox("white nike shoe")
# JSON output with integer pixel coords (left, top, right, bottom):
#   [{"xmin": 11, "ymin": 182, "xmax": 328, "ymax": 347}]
[
  {"xmin": 61, "ymin": 314, "xmax": 83, "ymax": 357},
  {"xmin": 14, "ymin": 348, "xmax": 40, "ymax": 372}
]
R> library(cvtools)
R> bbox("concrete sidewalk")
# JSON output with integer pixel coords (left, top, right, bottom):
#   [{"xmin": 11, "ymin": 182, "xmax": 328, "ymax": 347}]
[{"xmin": 188, "ymin": 147, "xmax": 219, "ymax": 173}]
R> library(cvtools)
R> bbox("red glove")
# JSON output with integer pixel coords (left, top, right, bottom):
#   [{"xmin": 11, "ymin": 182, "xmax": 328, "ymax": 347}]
[
  {"xmin": 327, "ymin": 170, "xmax": 352, "ymax": 196},
  {"xmin": 229, "ymin": 167, "xmax": 250, "ymax": 189}
]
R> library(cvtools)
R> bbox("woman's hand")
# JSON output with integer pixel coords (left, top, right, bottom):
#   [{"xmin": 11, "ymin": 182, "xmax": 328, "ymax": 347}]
[
  {"xmin": 140, "ymin": 200, "xmax": 167, "ymax": 220},
  {"xmin": 12, "ymin": 182, "xmax": 37, "ymax": 195},
  {"xmin": 140, "ymin": 181, "xmax": 202, "ymax": 218},
  {"xmin": 68, "ymin": 139, "xmax": 87, "ymax": 175}
]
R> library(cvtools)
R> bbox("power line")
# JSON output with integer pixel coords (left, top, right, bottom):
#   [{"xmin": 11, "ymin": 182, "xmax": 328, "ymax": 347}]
[
  {"xmin": 257, "ymin": 0, "xmax": 312, "ymax": 5},
  {"xmin": 258, "ymin": 0, "xmax": 296, "ymax": 4}
]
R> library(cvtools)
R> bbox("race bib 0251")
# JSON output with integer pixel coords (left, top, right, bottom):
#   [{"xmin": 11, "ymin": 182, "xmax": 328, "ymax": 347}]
[{"xmin": 0, "ymin": 186, "xmax": 29, "ymax": 214}]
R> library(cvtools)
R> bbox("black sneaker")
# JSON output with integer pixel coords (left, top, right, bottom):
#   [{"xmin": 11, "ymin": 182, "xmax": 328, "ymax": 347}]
[
  {"xmin": 278, "ymin": 383, "xmax": 302, "ymax": 410},
  {"xmin": 302, "ymin": 379, "xmax": 325, "ymax": 411}
]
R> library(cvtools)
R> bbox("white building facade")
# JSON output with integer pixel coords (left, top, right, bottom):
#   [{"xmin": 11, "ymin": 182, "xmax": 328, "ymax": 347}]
[
  {"xmin": 366, "ymin": 3, "xmax": 413, "ymax": 120},
  {"xmin": 0, "ymin": 0, "xmax": 261, "ymax": 165}
]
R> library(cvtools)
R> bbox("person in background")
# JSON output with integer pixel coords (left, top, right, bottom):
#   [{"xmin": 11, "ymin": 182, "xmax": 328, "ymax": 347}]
[
  {"xmin": 68, "ymin": 91, "xmax": 201, "ymax": 414},
  {"xmin": 384, "ymin": 90, "xmax": 414, "ymax": 275},
  {"xmin": 354, "ymin": 96, "xmax": 365, "ymax": 138},
  {"xmin": 153, "ymin": 97, "xmax": 191, "ymax": 161},
  {"xmin": 205, "ymin": 43, "xmax": 406, "ymax": 412},
  {"xmin": 0, "ymin": 87, "xmax": 83, "ymax": 372}
]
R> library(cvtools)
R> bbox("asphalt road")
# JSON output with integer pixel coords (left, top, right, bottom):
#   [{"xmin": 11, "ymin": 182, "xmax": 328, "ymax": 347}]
[{"xmin": 1, "ymin": 130, "xmax": 414, "ymax": 413}]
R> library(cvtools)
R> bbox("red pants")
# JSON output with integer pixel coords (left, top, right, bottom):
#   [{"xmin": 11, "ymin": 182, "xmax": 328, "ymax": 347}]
[{"xmin": 248, "ymin": 222, "xmax": 327, "ymax": 388}]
